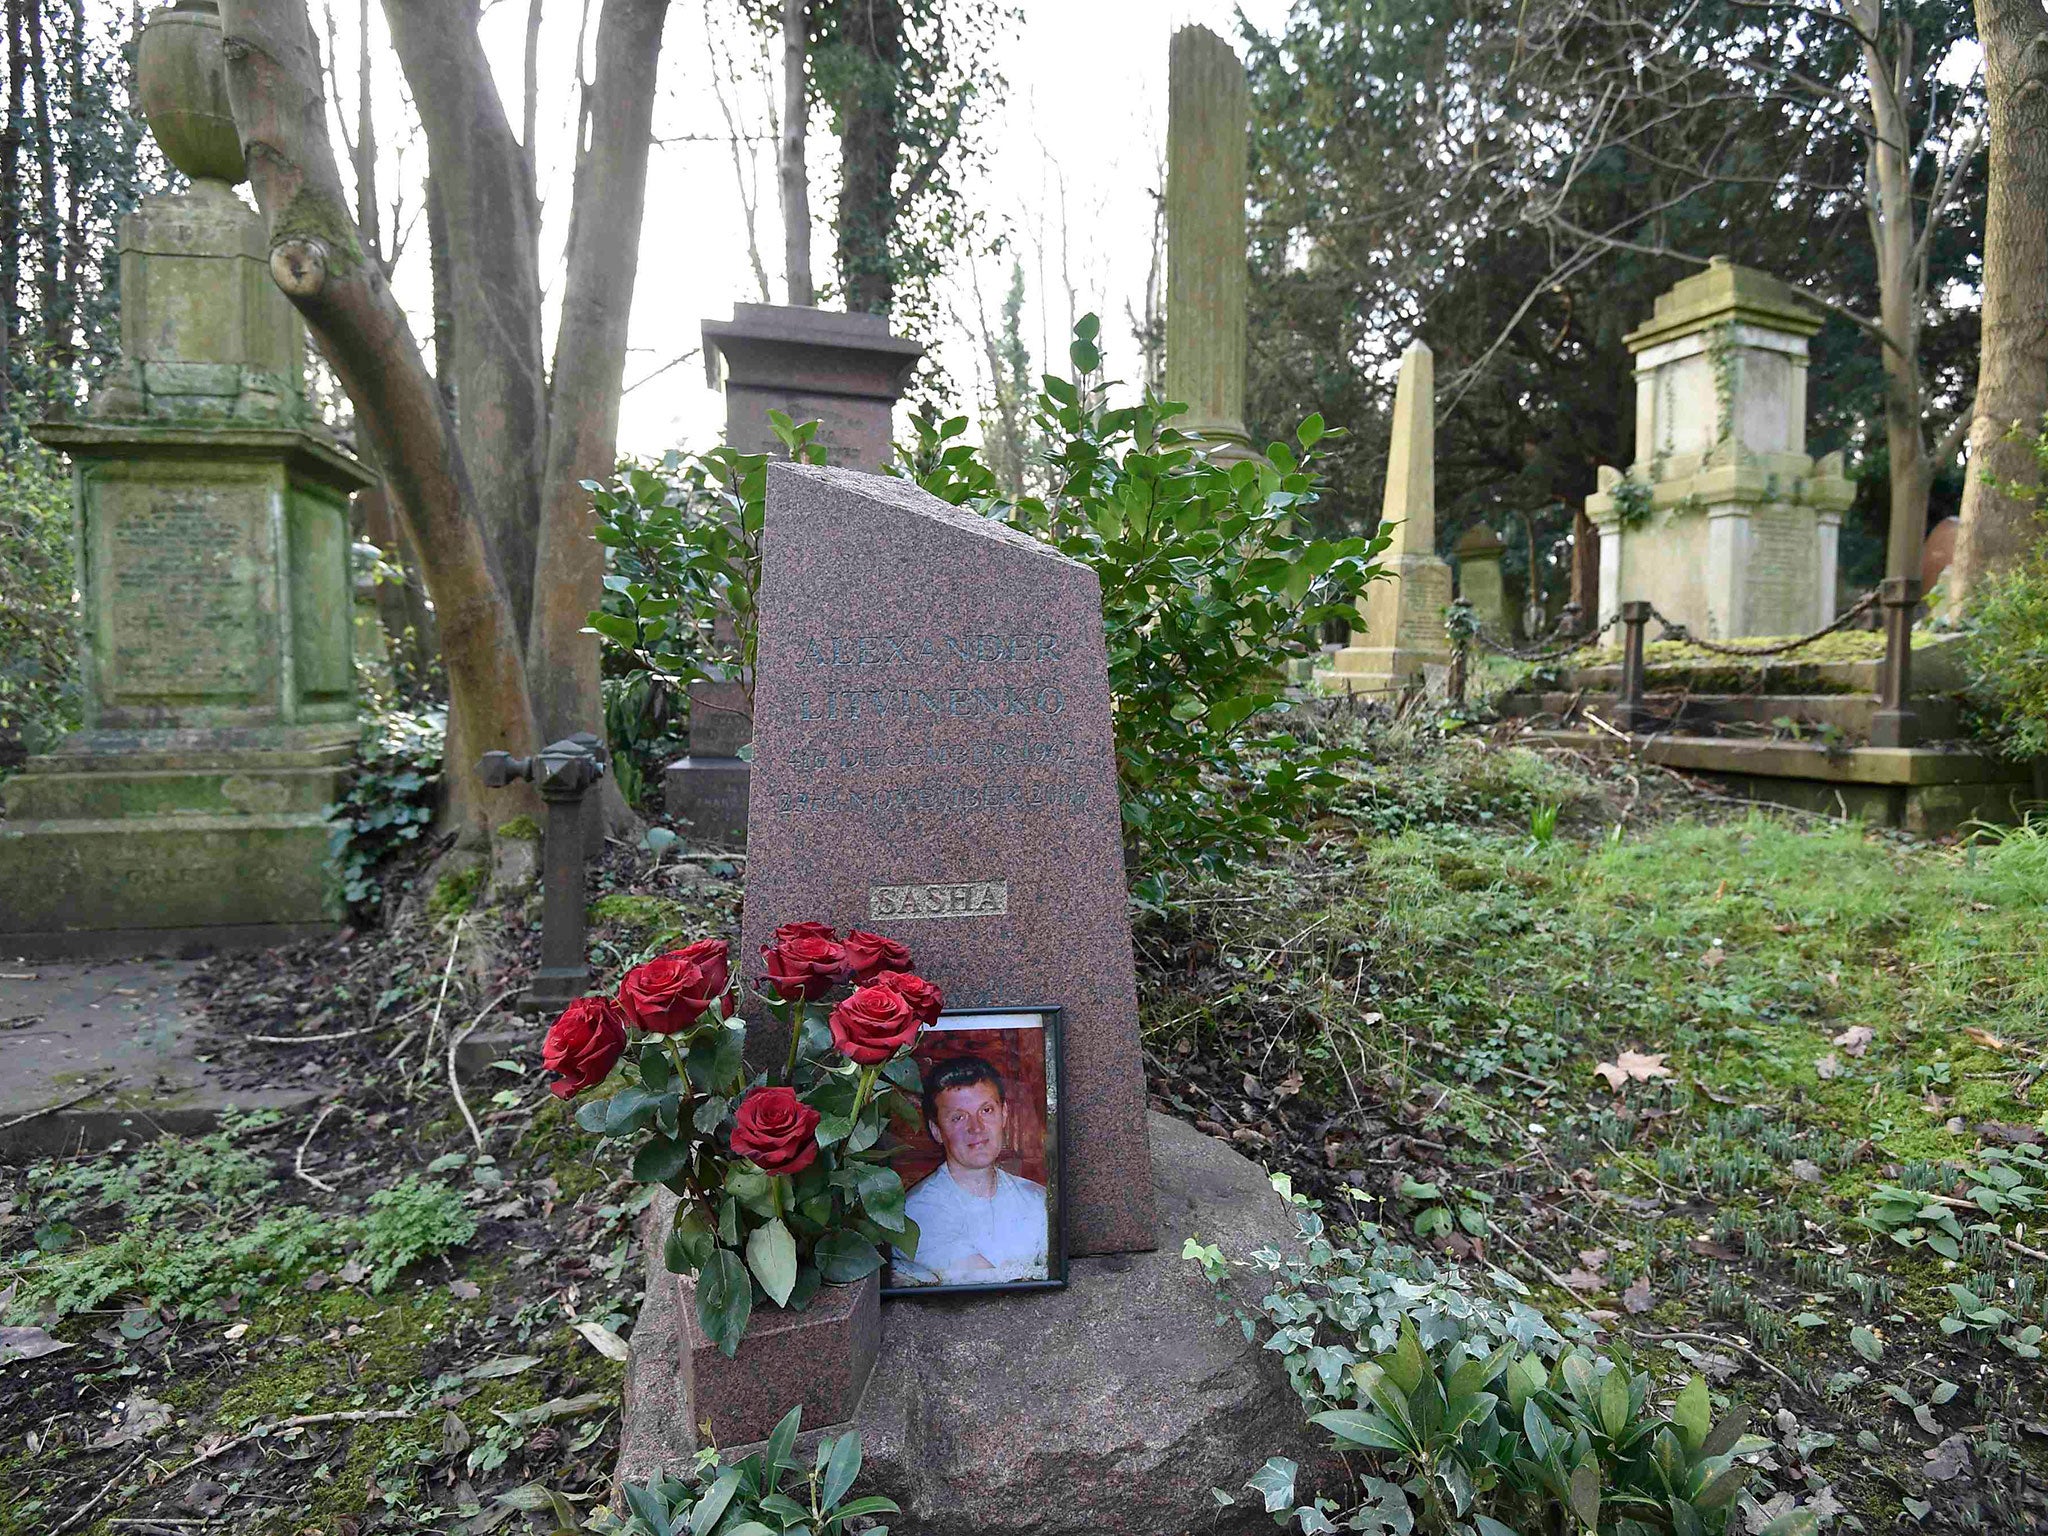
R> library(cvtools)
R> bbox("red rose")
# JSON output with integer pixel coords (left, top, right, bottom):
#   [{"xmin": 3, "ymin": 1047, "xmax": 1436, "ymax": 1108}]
[
  {"xmin": 871, "ymin": 969, "xmax": 944, "ymax": 1027},
  {"xmin": 761, "ymin": 934, "xmax": 848, "ymax": 1002},
  {"xmin": 730, "ymin": 1086, "xmax": 821, "ymax": 1175},
  {"xmin": 619, "ymin": 951, "xmax": 722, "ymax": 1035},
  {"xmin": 844, "ymin": 928, "xmax": 914, "ymax": 984},
  {"xmin": 542, "ymin": 995, "xmax": 627, "ymax": 1099},
  {"xmin": 828, "ymin": 984, "xmax": 923, "ymax": 1065},
  {"xmin": 773, "ymin": 920, "xmax": 838, "ymax": 946},
  {"xmin": 670, "ymin": 937, "xmax": 734, "ymax": 1017}
]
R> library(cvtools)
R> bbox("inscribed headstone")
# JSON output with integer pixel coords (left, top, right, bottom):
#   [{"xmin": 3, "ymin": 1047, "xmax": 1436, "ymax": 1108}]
[{"xmin": 741, "ymin": 464, "xmax": 1155, "ymax": 1256}]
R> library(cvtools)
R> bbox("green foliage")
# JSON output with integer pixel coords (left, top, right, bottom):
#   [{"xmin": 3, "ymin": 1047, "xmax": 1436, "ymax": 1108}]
[
  {"xmin": 360, "ymin": 1177, "xmax": 479, "ymax": 1293},
  {"xmin": 1194, "ymin": 1183, "xmax": 1793, "ymax": 1536},
  {"xmin": 589, "ymin": 1405, "xmax": 896, "ymax": 1535},
  {"xmin": 324, "ymin": 705, "xmax": 445, "ymax": 919},
  {"xmin": 905, "ymin": 317, "xmax": 1388, "ymax": 874},
  {"xmin": 0, "ymin": 441, "xmax": 80, "ymax": 757},
  {"xmin": 427, "ymin": 863, "xmax": 486, "ymax": 922},
  {"xmin": 1962, "ymin": 422, "xmax": 2048, "ymax": 755}
]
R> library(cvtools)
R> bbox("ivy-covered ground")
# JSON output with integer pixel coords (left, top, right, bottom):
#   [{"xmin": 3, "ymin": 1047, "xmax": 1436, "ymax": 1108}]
[{"xmin": 2, "ymin": 718, "xmax": 2043, "ymax": 1532}]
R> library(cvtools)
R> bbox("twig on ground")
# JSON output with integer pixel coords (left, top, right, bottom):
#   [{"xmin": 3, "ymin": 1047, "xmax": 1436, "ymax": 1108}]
[
  {"xmin": 1630, "ymin": 1327, "xmax": 1808, "ymax": 1397},
  {"xmin": 147, "ymin": 1409, "xmax": 419, "ymax": 1493},
  {"xmin": 51, "ymin": 1449, "xmax": 152, "ymax": 1534},
  {"xmin": 449, "ymin": 989, "xmax": 518, "ymax": 1152},
  {"xmin": 417, "ymin": 917, "xmax": 467, "ymax": 1081},
  {"xmin": 252, "ymin": 1025, "xmax": 379, "ymax": 1045},
  {"xmin": 293, "ymin": 1101, "xmax": 342, "ymax": 1193},
  {"xmin": 0, "ymin": 1074, "xmax": 119, "ymax": 1132}
]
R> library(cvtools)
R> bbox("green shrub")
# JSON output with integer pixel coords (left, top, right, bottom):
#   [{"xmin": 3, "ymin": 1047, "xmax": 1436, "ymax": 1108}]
[
  {"xmin": 0, "ymin": 440, "xmax": 80, "ymax": 758},
  {"xmin": 588, "ymin": 1405, "xmax": 896, "ymax": 1535},
  {"xmin": 905, "ymin": 316, "xmax": 1387, "ymax": 876},
  {"xmin": 324, "ymin": 705, "xmax": 445, "ymax": 918},
  {"xmin": 1191, "ymin": 1179, "xmax": 1805, "ymax": 1536},
  {"xmin": 360, "ymin": 1176, "xmax": 477, "ymax": 1293}
]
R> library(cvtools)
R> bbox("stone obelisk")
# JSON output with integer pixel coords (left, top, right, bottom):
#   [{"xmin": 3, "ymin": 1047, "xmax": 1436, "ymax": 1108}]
[
  {"xmin": 1164, "ymin": 26, "xmax": 1252, "ymax": 459},
  {"xmin": 1328, "ymin": 341, "xmax": 1453, "ymax": 692}
]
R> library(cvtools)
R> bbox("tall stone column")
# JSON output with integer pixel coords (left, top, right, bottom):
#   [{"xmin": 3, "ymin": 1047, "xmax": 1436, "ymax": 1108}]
[
  {"xmin": 662, "ymin": 305, "xmax": 924, "ymax": 846},
  {"xmin": 1164, "ymin": 25, "xmax": 1252, "ymax": 458},
  {"xmin": 1584, "ymin": 258, "xmax": 1854, "ymax": 639},
  {"xmin": 3, "ymin": 0, "xmax": 372, "ymax": 956},
  {"xmin": 1327, "ymin": 342, "xmax": 1453, "ymax": 692}
]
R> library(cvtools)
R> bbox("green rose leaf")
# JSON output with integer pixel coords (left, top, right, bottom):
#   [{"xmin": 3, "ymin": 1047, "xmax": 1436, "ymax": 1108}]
[
  {"xmin": 815, "ymin": 1230, "xmax": 884, "ymax": 1284},
  {"xmin": 745, "ymin": 1217, "xmax": 799, "ymax": 1308},
  {"xmin": 695, "ymin": 1248, "xmax": 752, "ymax": 1358},
  {"xmin": 631, "ymin": 1134, "xmax": 691, "ymax": 1186}
]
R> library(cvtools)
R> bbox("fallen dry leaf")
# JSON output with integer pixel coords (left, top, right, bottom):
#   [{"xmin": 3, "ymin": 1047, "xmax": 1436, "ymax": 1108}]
[
  {"xmin": 0, "ymin": 1325, "xmax": 70, "ymax": 1365},
  {"xmin": 1964, "ymin": 1028, "xmax": 2015, "ymax": 1053},
  {"xmin": 1560, "ymin": 1268, "xmax": 1608, "ymax": 1294},
  {"xmin": 1701, "ymin": 946, "xmax": 1726, "ymax": 969},
  {"xmin": 1832, "ymin": 1025, "xmax": 1874, "ymax": 1057},
  {"xmin": 448, "ymin": 1279, "xmax": 481, "ymax": 1300},
  {"xmin": 1815, "ymin": 1054, "xmax": 1842, "ymax": 1080},
  {"xmin": 1594, "ymin": 1049, "xmax": 1673, "ymax": 1090},
  {"xmin": 1789, "ymin": 1159, "xmax": 1824, "ymax": 1183},
  {"xmin": 1622, "ymin": 1275, "xmax": 1655, "ymax": 1314}
]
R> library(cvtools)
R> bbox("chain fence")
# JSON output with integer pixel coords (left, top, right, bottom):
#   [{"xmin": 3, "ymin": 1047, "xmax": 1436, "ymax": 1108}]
[{"xmin": 1639, "ymin": 588, "xmax": 1881, "ymax": 658}]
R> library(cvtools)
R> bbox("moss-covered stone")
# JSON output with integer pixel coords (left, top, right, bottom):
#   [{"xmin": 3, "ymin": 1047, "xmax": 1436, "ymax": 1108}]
[{"xmin": 427, "ymin": 864, "xmax": 486, "ymax": 922}]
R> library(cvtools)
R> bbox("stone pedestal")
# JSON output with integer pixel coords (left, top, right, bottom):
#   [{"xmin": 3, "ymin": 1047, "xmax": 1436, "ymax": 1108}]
[
  {"xmin": 701, "ymin": 304, "xmax": 923, "ymax": 473},
  {"xmin": 617, "ymin": 1114, "xmax": 1331, "ymax": 1535},
  {"xmin": 661, "ymin": 674, "xmax": 752, "ymax": 847},
  {"xmin": 1454, "ymin": 524, "xmax": 1509, "ymax": 637},
  {"xmin": 1329, "ymin": 341, "xmax": 1451, "ymax": 692},
  {"xmin": 671, "ymin": 308, "xmax": 926, "ymax": 845},
  {"xmin": 1586, "ymin": 258, "xmax": 1854, "ymax": 640},
  {"xmin": 1, "ymin": 0, "xmax": 371, "ymax": 956}
]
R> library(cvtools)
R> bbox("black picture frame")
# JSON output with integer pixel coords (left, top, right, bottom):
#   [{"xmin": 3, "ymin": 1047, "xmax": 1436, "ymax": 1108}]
[{"xmin": 880, "ymin": 1004, "xmax": 1068, "ymax": 1297}]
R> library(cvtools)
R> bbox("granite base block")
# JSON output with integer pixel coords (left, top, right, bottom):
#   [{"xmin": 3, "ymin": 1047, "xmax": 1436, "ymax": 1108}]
[
  {"xmin": 617, "ymin": 1114, "xmax": 1329, "ymax": 1535},
  {"xmin": 622, "ymin": 1237, "xmax": 880, "ymax": 1452},
  {"xmin": 662, "ymin": 756, "xmax": 750, "ymax": 848}
]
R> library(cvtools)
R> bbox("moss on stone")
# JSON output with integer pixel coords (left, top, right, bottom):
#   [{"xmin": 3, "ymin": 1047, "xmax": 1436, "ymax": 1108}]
[
  {"xmin": 427, "ymin": 864, "xmax": 486, "ymax": 921},
  {"xmin": 496, "ymin": 814, "xmax": 542, "ymax": 842}
]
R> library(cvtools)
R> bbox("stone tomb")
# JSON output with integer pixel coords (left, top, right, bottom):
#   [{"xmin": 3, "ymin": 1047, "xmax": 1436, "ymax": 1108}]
[
  {"xmin": 616, "ymin": 467, "xmax": 1322, "ymax": 1531},
  {"xmin": 742, "ymin": 463, "xmax": 1153, "ymax": 1255}
]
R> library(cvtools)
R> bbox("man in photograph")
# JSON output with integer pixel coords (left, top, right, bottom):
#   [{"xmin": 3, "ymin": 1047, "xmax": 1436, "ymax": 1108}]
[{"xmin": 893, "ymin": 1055, "xmax": 1048, "ymax": 1285}]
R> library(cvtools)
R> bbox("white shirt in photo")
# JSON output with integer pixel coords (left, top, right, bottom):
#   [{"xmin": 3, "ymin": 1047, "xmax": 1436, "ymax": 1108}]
[{"xmin": 894, "ymin": 1163, "xmax": 1048, "ymax": 1285}]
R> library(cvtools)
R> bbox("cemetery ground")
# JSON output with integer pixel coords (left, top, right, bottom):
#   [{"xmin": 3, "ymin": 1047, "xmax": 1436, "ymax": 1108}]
[{"xmin": 2, "ymin": 717, "xmax": 2045, "ymax": 1534}]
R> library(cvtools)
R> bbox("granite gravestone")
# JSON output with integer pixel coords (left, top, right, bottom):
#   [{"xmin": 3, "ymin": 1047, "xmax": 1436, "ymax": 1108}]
[{"xmin": 740, "ymin": 464, "xmax": 1155, "ymax": 1257}]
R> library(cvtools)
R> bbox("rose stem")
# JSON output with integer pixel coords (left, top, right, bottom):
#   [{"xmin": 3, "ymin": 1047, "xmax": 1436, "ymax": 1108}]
[{"xmin": 779, "ymin": 994, "xmax": 803, "ymax": 1086}]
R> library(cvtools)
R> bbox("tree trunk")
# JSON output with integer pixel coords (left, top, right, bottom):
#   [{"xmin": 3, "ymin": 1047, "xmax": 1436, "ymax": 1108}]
[
  {"xmin": 779, "ymin": 0, "xmax": 812, "ymax": 305},
  {"xmin": 54, "ymin": 0, "xmax": 80, "ymax": 374},
  {"xmin": 1, "ymin": 0, "xmax": 23, "ymax": 430},
  {"xmin": 1858, "ymin": 11, "xmax": 1935, "ymax": 583},
  {"xmin": 383, "ymin": 0, "xmax": 548, "ymax": 643},
  {"xmin": 425, "ymin": 170, "xmax": 455, "ymax": 414},
  {"xmin": 216, "ymin": 0, "xmax": 539, "ymax": 832},
  {"xmin": 832, "ymin": 0, "xmax": 903, "ymax": 315},
  {"xmin": 527, "ymin": 0, "xmax": 668, "ymax": 748},
  {"xmin": 25, "ymin": 0, "xmax": 55, "ymax": 350},
  {"xmin": 353, "ymin": 0, "xmax": 379, "ymax": 268},
  {"xmin": 1950, "ymin": 0, "xmax": 2048, "ymax": 603}
]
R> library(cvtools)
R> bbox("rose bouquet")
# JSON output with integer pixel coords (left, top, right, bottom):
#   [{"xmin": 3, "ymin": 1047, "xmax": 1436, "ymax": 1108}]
[{"xmin": 542, "ymin": 921, "xmax": 940, "ymax": 1356}]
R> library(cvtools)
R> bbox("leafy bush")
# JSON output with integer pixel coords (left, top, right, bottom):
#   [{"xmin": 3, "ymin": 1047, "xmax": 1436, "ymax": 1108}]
[
  {"xmin": 905, "ymin": 316, "xmax": 1387, "ymax": 876},
  {"xmin": 324, "ymin": 704, "xmax": 446, "ymax": 919},
  {"xmin": 0, "ymin": 440, "xmax": 80, "ymax": 759},
  {"xmin": 1190, "ymin": 1179, "xmax": 1802, "ymax": 1536},
  {"xmin": 589, "ymin": 1405, "xmax": 897, "ymax": 1536},
  {"xmin": 1963, "ymin": 416, "xmax": 2048, "ymax": 757},
  {"xmin": 360, "ymin": 1176, "xmax": 479, "ymax": 1293}
]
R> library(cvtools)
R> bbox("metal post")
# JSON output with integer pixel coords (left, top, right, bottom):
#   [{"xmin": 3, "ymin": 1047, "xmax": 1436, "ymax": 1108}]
[
  {"xmin": 479, "ymin": 733, "xmax": 609, "ymax": 1009},
  {"xmin": 1616, "ymin": 601, "xmax": 1651, "ymax": 732},
  {"xmin": 1869, "ymin": 577, "xmax": 1921, "ymax": 748}
]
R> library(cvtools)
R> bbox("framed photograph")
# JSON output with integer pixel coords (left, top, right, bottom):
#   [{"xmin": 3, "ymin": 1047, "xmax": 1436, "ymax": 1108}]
[{"xmin": 881, "ymin": 1006, "xmax": 1066, "ymax": 1296}]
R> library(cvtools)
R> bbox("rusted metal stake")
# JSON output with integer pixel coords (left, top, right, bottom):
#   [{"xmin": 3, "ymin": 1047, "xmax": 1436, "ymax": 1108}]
[
  {"xmin": 1448, "ymin": 597, "xmax": 1472, "ymax": 709},
  {"xmin": 479, "ymin": 733, "xmax": 609, "ymax": 1011},
  {"xmin": 1869, "ymin": 577, "xmax": 1921, "ymax": 749},
  {"xmin": 1616, "ymin": 601, "xmax": 1652, "ymax": 732}
]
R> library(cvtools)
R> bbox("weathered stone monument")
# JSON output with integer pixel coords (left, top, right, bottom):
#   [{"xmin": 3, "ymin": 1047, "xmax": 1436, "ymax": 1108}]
[
  {"xmin": 1164, "ymin": 26, "xmax": 1252, "ymax": 459},
  {"xmin": 663, "ymin": 305, "xmax": 926, "ymax": 845},
  {"xmin": 1328, "ymin": 341, "xmax": 1453, "ymax": 692},
  {"xmin": 1454, "ymin": 524, "xmax": 1510, "ymax": 637},
  {"xmin": 617, "ymin": 466, "xmax": 1321, "ymax": 1532},
  {"xmin": 1, "ymin": 0, "xmax": 371, "ymax": 956},
  {"xmin": 1584, "ymin": 258, "xmax": 1854, "ymax": 638}
]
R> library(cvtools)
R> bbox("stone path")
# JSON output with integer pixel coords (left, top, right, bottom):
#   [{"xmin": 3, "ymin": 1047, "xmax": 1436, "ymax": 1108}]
[{"xmin": 0, "ymin": 958, "xmax": 316, "ymax": 1158}]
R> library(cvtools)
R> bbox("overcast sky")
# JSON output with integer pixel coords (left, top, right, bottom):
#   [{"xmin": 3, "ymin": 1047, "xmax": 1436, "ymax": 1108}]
[{"xmin": 333, "ymin": 0, "xmax": 1291, "ymax": 458}]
